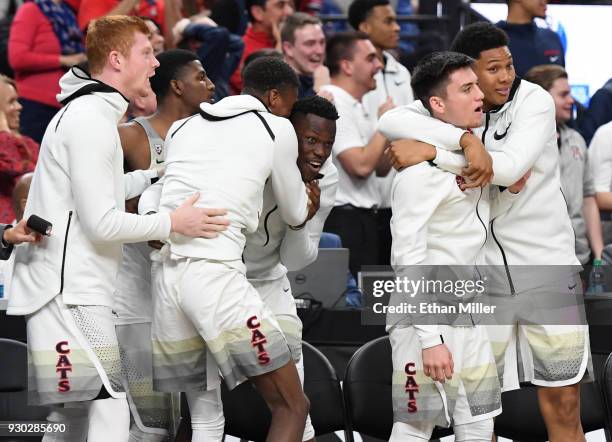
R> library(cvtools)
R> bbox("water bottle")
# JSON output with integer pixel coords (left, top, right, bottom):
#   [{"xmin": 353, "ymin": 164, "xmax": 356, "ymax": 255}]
[{"xmin": 588, "ymin": 259, "xmax": 605, "ymax": 294}]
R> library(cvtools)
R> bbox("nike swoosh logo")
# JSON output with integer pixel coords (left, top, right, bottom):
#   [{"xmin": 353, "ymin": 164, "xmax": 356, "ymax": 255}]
[
  {"xmin": 283, "ymin": 288, "xmax": 290, "ymax": 293},
  {"xmin": 568, "ymin": 283, "xmax": 577, "ymax": 290},
  {"xmin": 550, "ymin": 56, "xmax": 559, "ymax": 62},
  {"xmin": 156, "ymin": 159, "xmax": 164, "ymax": 164},
  {"xmin": 493, "ymin": 123, "xmax": 512, "ymax": 140}
]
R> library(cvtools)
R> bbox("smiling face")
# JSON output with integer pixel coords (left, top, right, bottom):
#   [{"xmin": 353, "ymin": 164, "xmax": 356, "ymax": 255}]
[
  {"xmin": 120, "ymin": 31, "xmax": 160, "ymax": 100},
  {"xmin": 293, "ymin": 112, "xmax": 336, "ymax": 182},
  {"xmin": 549, "ymin": 77, "xmax": 573, "ymax": 124},
  {"xmin": 283, "ymin": 23, "xmax": 326, "ymax": 76},
  {"xmin": 473, "ymin": 46, "xmax": 515, "ymax": 110},
  {"xmin": 344, "ymin": 39, "xmax": 383, "ymax": 93},
  {"xmin": 0, "ymin": 82, "xmax": 22, "ymax": 131}
]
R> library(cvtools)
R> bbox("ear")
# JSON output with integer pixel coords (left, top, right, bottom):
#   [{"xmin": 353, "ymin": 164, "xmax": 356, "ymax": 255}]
[
  {"xmin": 340, "ymin": 58, "xmax": 353, "ymax": 77},
  {"xmin": 358, "ymin": 22, "xmax": 370, "ymax": 34},
  {"xmin": 19, "ymin": 197, "xmax": 27, "ymax": 213},
  {"xmin": 267, "ymin": 88, "xmax": 281, "ymax": 108},
  {"xmin": 251, "ymin": 5, "xmax": 265, "ymax": 23},
  {"xmin": 429, "ymin": 96, "xmax": 445, "ymax": 114},
  {"xmin": 170, "ymin": 78, "xmax": 183, "ymax": 96},
  {"xmin": 108, "ymin": 50, "xmax": 123, "ymax": 71},
  {"xmin": 282, "ymin": 40, "xmax": 293, "ymax": 57}
]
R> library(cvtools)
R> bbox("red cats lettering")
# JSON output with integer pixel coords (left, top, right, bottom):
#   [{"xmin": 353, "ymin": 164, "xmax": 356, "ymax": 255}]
[
  {"xmin": 246, "ymin": 316, "xmax": 270, "ymax": 365},
  {"xmin": 55, "ymin": 341, "xmax": 72, "ymax": 392},
  {"xmin": 405, "ymin": 362, "xmax": 419, "ymax": 413}
]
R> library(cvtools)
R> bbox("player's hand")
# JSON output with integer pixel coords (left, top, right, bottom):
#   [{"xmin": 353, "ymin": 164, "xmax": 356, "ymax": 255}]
[
  {"xmin": 460, "ymin": 132, "xmax": 493, "ymax": 189},
  {"xmin": 4, "ymin": 218, "xmax": 42, "ymax": 245},
  {"xmin": 306, "ymin": 181, "xmax": 321, "ymax": 221},
  {"xmin": 385, "ymin": 139, "xmax": 436, "ymax": 170},
  {"xmin": 508, "ymin": 169, "xmax": 531, "ymax": 194},
  {"xmin": 422, "ymin": 344, "xmax": 454, "ymax": 383},
  {"xmin": 377, "ymin": 96, "xmax": 395, "ymax": 119},
  {"xmin": 170, "ymin": 193, "xmax": 230, "ymax": 238}
]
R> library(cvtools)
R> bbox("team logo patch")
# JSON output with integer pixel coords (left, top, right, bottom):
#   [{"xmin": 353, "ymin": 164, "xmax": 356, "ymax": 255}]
[
  {"xmin": 247, "ymin": 316, "xmax": 270, "ymax": 365},
  {"xmin": 55, "ymin": 341, "xmax": 72, "ymax": 392},
  {"xmin": 572, "ymin": 145, "xmax": 583, "ymax": 161},
  {"xmin": 405, "ymin": 362, "xmax": 419, "ymax": 413},
  {"xmin": 154, "ymin": 143, "xmax": 163, "ymax": 155}
]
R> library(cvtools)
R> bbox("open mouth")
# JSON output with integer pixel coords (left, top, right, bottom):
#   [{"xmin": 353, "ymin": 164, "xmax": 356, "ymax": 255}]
[{"xmin": 307, "ymin": 160, "xmax": 322, "ymax": 173}]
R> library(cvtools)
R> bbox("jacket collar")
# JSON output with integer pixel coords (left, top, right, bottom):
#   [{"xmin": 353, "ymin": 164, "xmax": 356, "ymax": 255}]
[{"xmin": 56, "ymin": 66, "xmax": 129, "ymax": 123}]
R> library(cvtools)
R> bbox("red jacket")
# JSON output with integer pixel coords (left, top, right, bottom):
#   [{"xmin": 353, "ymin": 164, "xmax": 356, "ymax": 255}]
[
  {"xmin": 229, "ymin": 26, "xmax": 275, "ymax": 94},
  {"xmin": 78, "ymin": 0, "xmax": 165, "ymax": 32},
  {"xmin": 8, "ymin": 2, "xmax": 64, "ymax": 109},
  {"xmin": 0, "ymin": 131, "xmax": 39, "ymax": 224}
]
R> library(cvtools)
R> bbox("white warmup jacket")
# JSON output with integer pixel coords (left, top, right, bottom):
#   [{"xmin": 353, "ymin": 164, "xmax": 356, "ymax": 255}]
[
  {"xmin": 379, "ymin": 78, "xmax": 579, "ymax": 293},
  {"xmin": 244, "ymin": 160, "xmax": 338, "ymax": 281},
  {"xmin": 144, "ymin": 94, "xmax": 309, "ymax": 263},
  {"xmin": 7, "ymin": 67, "xmax": 169, "ymax": 316},
  {"xmin": 387, "ymin": 160, "xmax": 488, "ymax": 348}
]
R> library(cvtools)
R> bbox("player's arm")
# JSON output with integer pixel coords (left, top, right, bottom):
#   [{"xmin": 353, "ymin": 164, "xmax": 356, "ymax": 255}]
[
  {"xmin": 271, "ymin": 121, "xmax": 310, "ymax": 227},
  {"xmin": 462, "ymin": 91, "xmax": 557, "ymax": 187},
  {"xmin": 118, "ymin": 122, "xmax": 160, "ymax": 199},
  {"xmin": 378, "ymin": 102, "xmax": 466, "ymax": 149},
  {"xmin": 65, "ymin": 113, "xmax": 222, "ymax": 241},
  {"xmin": 390, "ymin": 166, "xmax": 454, "ymax": 382},
  {"xmin": 379, "ymin": 104, "xmax": 491, "ymax": 186},
  {"xmin": 119, "ymin": 122, "xmax": 152, "ymax": 172},
  {"xmin": 280, "ymin": 167, "xmax": 338, "ymax": 270}
]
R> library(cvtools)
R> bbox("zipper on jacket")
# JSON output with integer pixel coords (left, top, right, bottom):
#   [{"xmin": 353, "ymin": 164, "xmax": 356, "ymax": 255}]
[
  {"xmin": 475, "ymin": 187, "xmax": 487, "ymax": 248},
  {"xmin": 481, "ymin": 113, "xmax": 491, "ymax": 143},
  {"xmin": 59, "ymin": 211, "xmax": 73, "ymax": 294},
  {"xmin": 490, "ymin": 219, "xmax": 515, "ymax": 295},
  {"xmin": 262, "ymin": 205, "xmax": 278, "ymax": 247}
]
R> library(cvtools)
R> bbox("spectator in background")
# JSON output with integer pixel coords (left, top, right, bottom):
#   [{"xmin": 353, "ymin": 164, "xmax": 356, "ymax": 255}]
[
  {"xmin": 525, "ymin": 65, "xmax": 604, "ymax": 268},
  {"xmin": 78, "ymin": 0, "xmax": 164, "ymax": 32},
  {"xmin": 8, "ymin": 0, "xmax": 86, "ymax": 144},
  {"xmin": 0, "ymin": 76, "xmax": 39, "ymax": 224},
  {"xmin": 12, "ymin": 172, "xmax": 32, "ymax": 223},
  {"xmin": 281, "ymin": 13, "xmax": 328, "ymax": 98},
  {"xmin": 229, "ymin": 0, "xmax": 294, "ymax": 93},
  {"xmin": 587, "ymin": 119, "xmax": 612, "ymax": 245},
  {"xmin": 577, "ymin": 77, "xmax": 612, "ymax": 145},
  {"xmin": 497, "ymin": 0, "xmax": 564, "ymax": 77},
  {"xmin": 319, "ymin": 32, "xmax": 387, "ymax": 277},
  {"xmin": 348, "ymin": 0, "xmax": 413, "ymax": 265},
  {"xmin": 142, "ymin": 16, "xmax": 165, "ymax": 54},
  {"xmin": 173, "ymin": 13, "xmax": 244, "ymax": 100}
]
